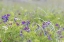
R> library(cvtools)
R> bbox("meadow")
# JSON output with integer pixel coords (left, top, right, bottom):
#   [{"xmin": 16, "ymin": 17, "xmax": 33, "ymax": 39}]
[{"xmin": 0, "ymin": 0, "xmax": 64, "ymax": 42}]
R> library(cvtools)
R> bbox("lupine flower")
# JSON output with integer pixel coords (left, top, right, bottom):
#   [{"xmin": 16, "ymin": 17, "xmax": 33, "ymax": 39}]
[
  {"xmin": 55, "ymin": 24, "xmax": 59, "ymax": 26},
  {"xmin": 23, "ymin": 26, "xmax": 30, "ymax": 32},
  {"xmin": 2, "ymin": 14, "xmax": 10, "ymax": 22},
  {"xmin": 22, "ymin": 21, "xmax": 26, "ymax": 25},
  {"xmin": 7, "ymin": 14, "xmax": 10, "ymax": 17},
  {"xmin": 42, "ymin": 21, "xmax": 50, "ymax": 29},
  {"xmin": 22, "ymin": 20, "xmax": 30, "ymax": 27},
  {"xmin": 55, "ymin": 23, "xmax": 60, "ymax": 28}
]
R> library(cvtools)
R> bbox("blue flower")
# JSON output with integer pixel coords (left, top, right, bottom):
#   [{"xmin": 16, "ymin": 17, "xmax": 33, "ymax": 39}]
[{"xmin": 2, "ymin": 14, "xmax": 10, "ymax": 22}]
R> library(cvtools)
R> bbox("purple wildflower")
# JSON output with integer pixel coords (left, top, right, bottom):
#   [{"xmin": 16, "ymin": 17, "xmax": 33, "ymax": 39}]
[
  {"xmin": 26, "ymin": 20, "xmax": 30, "ymax": 27},
  {"xmin": 42, "ymin": 22, "xmax": 46, "ymax": 28},
  {"xmin": 22, "ymin": 20, "xmax": 30, "ymax": 27},
  {"xmin": 26, "ymin": 21, "xmax": 30, "ymax": 24},
  {"xmin": 22, "ymin": 21, "xmax": 26, "ymax": 24},
  {"xmin": 42, "ymin": 21, "xmax": 50, "ymax": 29},
  {"xmin": 46, "ymin": 21, "xmax": 50, "ymax": 25},
  {"xmin": 23, "ymin": 27, "xmax": 30, "ymax": 32},
  {"xmin": 7, "ymin": 14, "xmax": 10, "ymax": 17},
  {"xmin": 2, "ymin": 14, "xmax": 10, "ymax": 22},
  {"xmin": 55, "ymin": 23, "xmax": 60, "ymax": 28},
  {"xmin": 55, "ymin": 24, "xmax": 59, "ymax": 26}
]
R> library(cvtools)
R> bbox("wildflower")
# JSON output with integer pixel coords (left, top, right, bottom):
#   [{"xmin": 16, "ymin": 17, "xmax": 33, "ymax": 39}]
[
  {"xmin": 23, "ymin": 26, "xmax": 30, "ymax": 32},
  {"xmin": 55, "ymin": 24, "xmax": 59, "ymax": 26},
  {"xmin": 42, "ymin": 21, "xmax": 50, "ymax": 29},
  {"xmin": 55, "ymin": 23, "xmax": 60, "ymax": 28},
  {"xmin": 22, "ymin": 21, "xmax": 26, "ymax": 25},
  {"xmin": 2, "ymin": 26, "xmax": 8, "ymax": 30},
  {"xmin": 2, "ymin": 14, "xmax": 10, "ymax": 22},
  {"xmin": 7, "ymin": 14, "xmax": 10, "ymax": 17},
  {"xmin": 22, "ymin": 20, "xmax": 30, "ymax": 27},
  {"xmin": 26, "ymin": 20, "xmax": 30, "ymax": 27},
  {"xmin": 14, "ymin": 17, "xmax": 20, "ymax": 22}
]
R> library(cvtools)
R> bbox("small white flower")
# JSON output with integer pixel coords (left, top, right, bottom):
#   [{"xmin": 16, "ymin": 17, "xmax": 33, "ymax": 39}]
[
  {"xmin": 2, "ymin": 26, "xmax": 8, "ymax": 30},
  {"xmin": 14, "ymin": 18, "xmax": 20, "ymax": 20}
]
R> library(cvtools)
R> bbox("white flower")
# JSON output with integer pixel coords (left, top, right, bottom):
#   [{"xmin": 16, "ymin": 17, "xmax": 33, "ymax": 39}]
[
  {"xmin": 2, "ymin": 26, "xmax": 8, "ymax": 30},
  {"xmin": 14, "ymin": 18, "xmax": 20, "ymax": 20}
]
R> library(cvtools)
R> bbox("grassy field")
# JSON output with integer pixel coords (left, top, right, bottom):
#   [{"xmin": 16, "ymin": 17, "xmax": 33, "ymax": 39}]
[{"xmin": 0, "ymin": 1, "xmax": 64, "ymax": 42}]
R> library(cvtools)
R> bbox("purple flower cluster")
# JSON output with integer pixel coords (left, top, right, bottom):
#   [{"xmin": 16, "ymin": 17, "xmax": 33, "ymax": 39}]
[
  {"xmin": 42, "ymin": 21, "xmax": 50, "ymax": 29},
  {"xmin": 22, "ymin": 20, "xmax": 30, "ymax": 27},
  {"xmin": 2, "ymin": 14, "xmax": 10, "ymax": 22},
  {"xmin": 23, "ymin": 26, "xmax": 30, "ymax": 32},
  {"xmin": 42, "ymin": 21, "xmax": 53, "ymax": 40}
]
